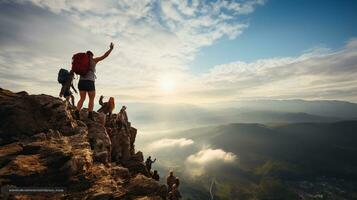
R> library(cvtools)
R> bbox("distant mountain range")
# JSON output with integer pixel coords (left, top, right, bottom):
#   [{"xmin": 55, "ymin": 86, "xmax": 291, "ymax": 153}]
[
  {"xmin": 129, "ymin": 99, "xmax": 357, "ymax": 199},
  {"xmin": 220, "ymin": 99, "xmax": 357, "ymax": 119},
  {"xmin": 147, "ymin": 120, "xmax": 357, "ymax": 200},
  {"xmin": 176, "ymin": 121, "xmax": 357, "ymax": 174},
  {"xmin": 127, "ymin": 99, "xmax": 357, "ymax": 134}
]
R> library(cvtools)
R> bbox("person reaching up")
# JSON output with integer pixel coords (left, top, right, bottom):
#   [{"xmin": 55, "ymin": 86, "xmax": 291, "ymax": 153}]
[
  {"xmin": 145, "ymin": 156, "xmax": 156, "ymax": 172},
  {"xmin": 75, "ymin": 42, "xmax": 114, "ymax": 120},
  {"xmin": 97, "ymin": 95, "xmax": 115, "ymax": 126},
  {"xmin": 98, "ymin": 95, "xmax": 115, "ymax": 116}
]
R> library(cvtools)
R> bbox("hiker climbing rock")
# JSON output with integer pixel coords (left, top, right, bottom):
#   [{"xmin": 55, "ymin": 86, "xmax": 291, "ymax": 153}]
[
  {"xmin": 145, "ymin": 156, "xmax": 156, "ymax": 172},
  {"xmin": 97, "ymin": 95, "xmax": 115, "ymax": 125},
  {"xmin": 58, "ymin": 69, "xmax": 77, "ymax": 106},
  {"xmin": 166, "ymin": 170, "xmax": 176, "ymax": 192},
  {"xmin": 168, "ymin": 184, "xmax": 182, "ymax": 200},
  {"xmin": 152, "ymin": 170, "xmax": 160, "ymax": 181},
  {"xmin": 73, "ymin": 42, "xmax": 114, "ymax": 120},
  {"xmin": 117, "ymin": 105, "xmax": 129, "ymax": 132}
]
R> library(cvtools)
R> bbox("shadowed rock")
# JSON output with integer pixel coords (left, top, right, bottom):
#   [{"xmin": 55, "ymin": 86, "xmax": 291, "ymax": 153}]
[{"xmin": 0, "ymin": 88, "xmax": 167, "ymax": 200}]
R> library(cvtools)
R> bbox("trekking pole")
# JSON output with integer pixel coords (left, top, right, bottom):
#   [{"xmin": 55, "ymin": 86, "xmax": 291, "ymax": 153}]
[{"xmin": 74, "ymin": 74, "xmax": 78, "ymax": 95}]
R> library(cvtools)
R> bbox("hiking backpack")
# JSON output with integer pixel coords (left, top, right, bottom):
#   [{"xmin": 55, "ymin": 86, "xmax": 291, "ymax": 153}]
[
  {"xmin": 57, "ymin": 68, "xmax": 70, "ymax": 84},
  {"xmin": 72, "ymin": 53, "xmax": 90, "ymax": 75}
]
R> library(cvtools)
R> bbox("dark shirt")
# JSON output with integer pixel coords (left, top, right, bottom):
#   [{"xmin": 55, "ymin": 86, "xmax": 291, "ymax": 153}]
[
  {"xmin": 152, "ymin": 173, "xmax": 160, "ymax": 181},
  {"xmin": 145, "ymin": 158, "xmax": 156, "ymax": 168}
]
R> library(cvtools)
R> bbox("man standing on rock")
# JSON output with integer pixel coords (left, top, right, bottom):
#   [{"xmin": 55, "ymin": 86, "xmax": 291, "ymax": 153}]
[
  {"xmin": 145, "ymin": 156, "xmax": 156, "ymax": 172},
  {"xmin": 75, "ymin": 42, "xmax": 114, "ymax": 121},
  {"xmin": 166, "ymin": 170, "xmax": 176, "ymax": 192}
]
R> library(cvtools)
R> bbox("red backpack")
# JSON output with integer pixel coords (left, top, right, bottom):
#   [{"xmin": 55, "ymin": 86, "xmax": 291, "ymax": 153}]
[{"xmin": 72, "ymin": 53, "xmax": 90, "ymax": 75}]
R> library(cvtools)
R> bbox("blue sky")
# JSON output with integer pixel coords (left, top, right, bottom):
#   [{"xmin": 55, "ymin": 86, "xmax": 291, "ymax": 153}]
[
  {"xmin": 1, "ymin": 0, "xmax": 357, "ymax": 104},
  {"xmin": 192, "ymin": 0, "xmax": 357, "ymax": 73}
]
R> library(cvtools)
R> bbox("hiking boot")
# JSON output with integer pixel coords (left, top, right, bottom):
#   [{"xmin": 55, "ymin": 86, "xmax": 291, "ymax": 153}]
[
  {"xmin": 88, "ymin": 111, "xmax": 95, "ymax": 121},
  {"xmin": 74, "ymin": 110, "xmax": 80, "ymax": 120}
]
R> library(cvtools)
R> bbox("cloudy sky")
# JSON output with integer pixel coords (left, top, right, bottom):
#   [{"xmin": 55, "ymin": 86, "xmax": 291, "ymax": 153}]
[{"xmin": 1, "ymin": 0, "xmax": 357, "ymax": 105}]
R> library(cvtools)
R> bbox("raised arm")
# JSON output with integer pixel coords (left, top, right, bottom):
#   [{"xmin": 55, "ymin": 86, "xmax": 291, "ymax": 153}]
[
  {"xmin": 94, "ymin": 42, "xmax": 114, "ymax": 63},
  {"xmin": 99, "ymin": 95, "xmax": 104, "ymax": 106}
]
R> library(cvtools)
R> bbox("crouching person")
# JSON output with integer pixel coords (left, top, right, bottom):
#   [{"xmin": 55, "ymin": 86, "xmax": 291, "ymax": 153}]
[{"xmin": 97, "ymin": 95, "xmax": 115, "ymax": 126}]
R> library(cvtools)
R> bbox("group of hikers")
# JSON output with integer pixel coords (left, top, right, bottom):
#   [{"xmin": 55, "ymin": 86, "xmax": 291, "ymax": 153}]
[
  {"xmin": 145, "ymin": 156, "xmax": 182, "ymax": 200},
  {"xmin": 58, "ymin": 42, "xmax": 129, "ymax": 127},
  {"xmin": 59, "ymin": 42, "xmax": 114, "ymax": 121},
  {"xmin": 58, "ymin": 43, "xmax": 182, "ymax": 199}
]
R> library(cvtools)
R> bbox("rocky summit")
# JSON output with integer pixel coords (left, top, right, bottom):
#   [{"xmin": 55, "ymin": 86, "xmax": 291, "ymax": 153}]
[{"xmin": 0, "ymin": 88, "xmax": 167, "ymax": 200}]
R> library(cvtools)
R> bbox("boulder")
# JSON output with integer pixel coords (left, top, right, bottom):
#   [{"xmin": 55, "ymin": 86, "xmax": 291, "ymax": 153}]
[
  {"xmin": 111, "ymin": 165, "xmax": 130, "ymax": 181},
  {"xmin": 129, "ymin": 127, "xmax": 137, "ymax": 155},
  {"xmin": 0, "ymin": 88, "xmax": 77, "ymax": 145},
  {"xmin": 123, "ymin": 152, "xmax": 150, "ymax": 176},
  {"xmin": 126, "ymin": 174, "xmax": 161, "ymax": 196},
  {"xmin": 86, "ymin": 121, "xmax": 111, "ymax": 164}
]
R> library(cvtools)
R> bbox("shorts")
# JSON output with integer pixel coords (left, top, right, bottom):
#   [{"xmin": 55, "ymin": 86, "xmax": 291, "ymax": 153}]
[{"xmin": 78, "ymin": 80, "xmax": 95, "ymax": 91}]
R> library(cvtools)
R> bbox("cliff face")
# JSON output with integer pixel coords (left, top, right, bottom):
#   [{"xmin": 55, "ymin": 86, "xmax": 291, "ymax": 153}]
[{"xmin": 0, "ymin": 88, "xmax": 166, "ymax": 200}]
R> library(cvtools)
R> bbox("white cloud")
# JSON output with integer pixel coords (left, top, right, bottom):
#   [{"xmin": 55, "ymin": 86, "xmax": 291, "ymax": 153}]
[
  {"xmin": 185, "ymin": 148, "xmax": 237, "ymax": 176},
  {"xmin": 1, "ymin": 1, "xmax": 357, "ymax": 106},
  {"xmin": 147, "ymin": 138, "xmax": 194, "ymax": 150},
  {"xmin": 198, "ymin": 39, "xmax": 357, "ymax": 102},
  {"xmin": 186, "ymin": 148, "xmax": 236, "ymax": 165},
  {"xmin": 0, "ymin": 0, "xmax": 264, "ymax": 105}
]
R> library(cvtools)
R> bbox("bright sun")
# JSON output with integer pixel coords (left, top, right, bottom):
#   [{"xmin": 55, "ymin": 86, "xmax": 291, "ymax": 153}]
[{"xmin": 159, "ymin": 77, "xmax": 176, "ymax": 92}]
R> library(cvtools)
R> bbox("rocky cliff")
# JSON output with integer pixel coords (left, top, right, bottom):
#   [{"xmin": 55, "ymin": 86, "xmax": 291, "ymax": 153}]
[{"xmin": 0, "ymin": 88, "xmax": 167, "ymax": 200}]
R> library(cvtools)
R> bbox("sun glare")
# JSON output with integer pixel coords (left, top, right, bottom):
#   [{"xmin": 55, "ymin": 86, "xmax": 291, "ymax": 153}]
[{"xmin": 159, "ymin": 77, "xmax": 176, "ymax": 93}]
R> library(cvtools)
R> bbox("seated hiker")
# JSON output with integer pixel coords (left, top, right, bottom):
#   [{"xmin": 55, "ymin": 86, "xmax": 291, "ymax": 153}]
[
  {"xmin": 117, "ymin": 105, "xmax": 129, "ymax": 131},
  {"xmin": 145, "ymin": 156, "xmax": 156, "ymax": 172},
  {"xmin": 167, "ymin": 170, "xmax": 176, "ymax": 192},
  {"xmin": 97, "ymin": 95, "xmax": 115, "ymax": 125},
  {"xmin": 58, "ymin": 69, "xmax": 77, "ymax": 106},
  {"xmin": 175, "ymin": 177, "xmax": 180, "ymax": 189},
  {"xmin": 152, "ymin": 170, "xmax": 160, "ymax": 181},
  {"xmin": 168, "ymin": 184, "xmax": 182, "ymax": 200}
]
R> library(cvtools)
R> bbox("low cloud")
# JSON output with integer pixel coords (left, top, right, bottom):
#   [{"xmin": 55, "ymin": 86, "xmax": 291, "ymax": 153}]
[
  {"xmin": 147, "ymin": 138, "xmax": 194, "ymax": 151},
  {"xmin": 186, "ymin": 148, "xmax": 236, "ymax": 165},
  {"xmin": 185, "ymin": 148, "xmax": 237, "ymax": 176}
]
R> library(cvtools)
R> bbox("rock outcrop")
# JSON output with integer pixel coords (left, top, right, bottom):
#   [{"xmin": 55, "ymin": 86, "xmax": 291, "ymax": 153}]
[{"xmin": 0, "ymin": 88, "xmax": 166, "ymax": 200}]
